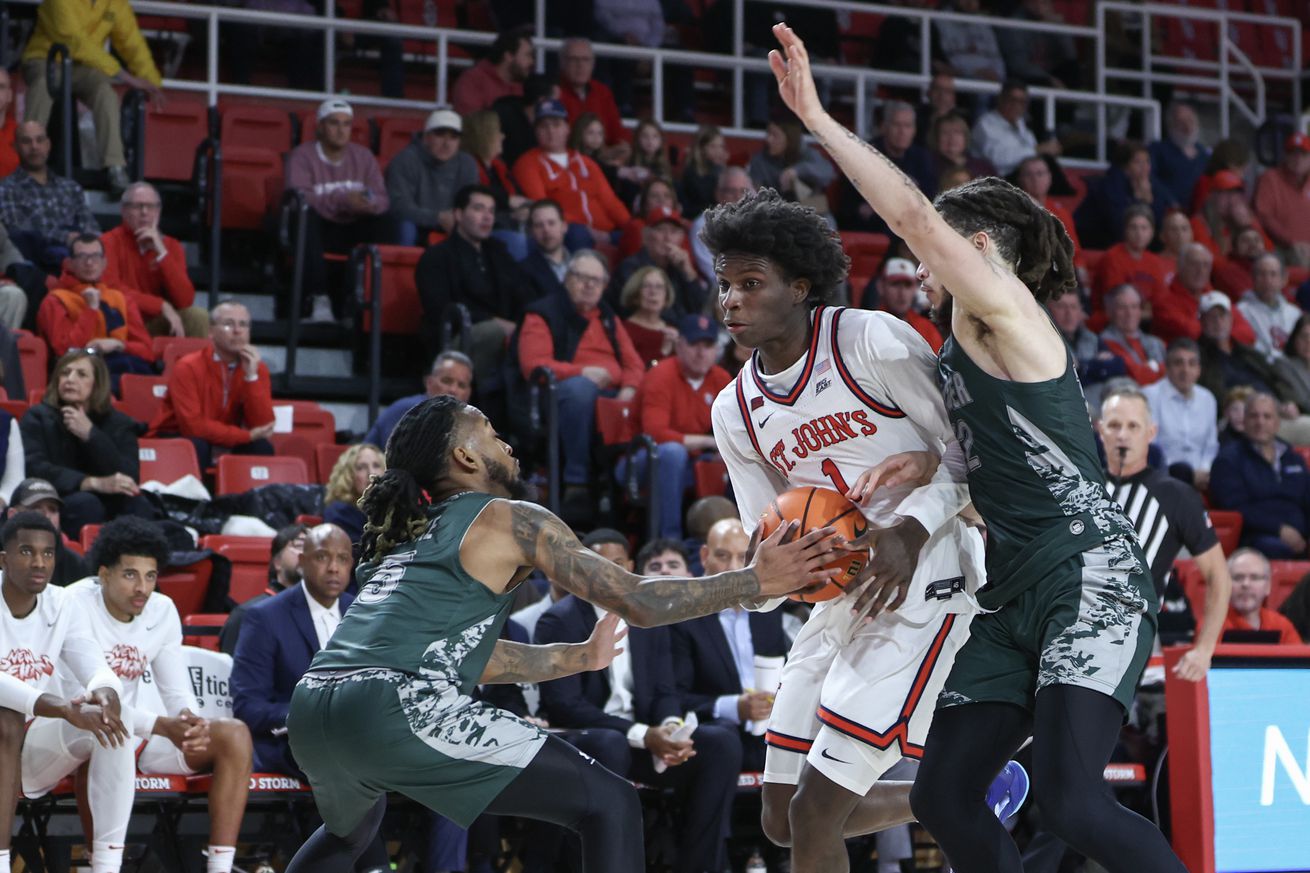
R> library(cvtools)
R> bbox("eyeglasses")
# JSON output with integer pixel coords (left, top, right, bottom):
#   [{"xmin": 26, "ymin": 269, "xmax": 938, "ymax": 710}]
[
  {"xmin": 567, "ymin": 271, "xmax": 607, "ymax": 289},
  {"xmin": 216, "ymin": 319, "xmax": 251, "ymax": 330},
  {"xmin": 123, "ymin": 201, "xmax": 161, "ymax": 211},
  {"xmin": 70, "ymin": 252, "xmax": 104, "ymax": 262}
]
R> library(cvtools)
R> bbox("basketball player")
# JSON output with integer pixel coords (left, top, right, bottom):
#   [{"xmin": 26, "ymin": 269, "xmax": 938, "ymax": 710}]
[
  {"xmin": 0, "ymin": 511, "xmax": 131, "ymax": 873},
  {"xmin": 26, "ymin": 517, "xmax": 255, "ymax": 873},
  {"xmin": 768, "ymin": 23, "xmax": 1185, "ymax": 872},
  {"xmin": 280, "ymin": 395, "xmax": 842, "ymax": 872},
  {"xmin": 707, "ymin": 187, "xmax": 1025, "ymax": 873}
]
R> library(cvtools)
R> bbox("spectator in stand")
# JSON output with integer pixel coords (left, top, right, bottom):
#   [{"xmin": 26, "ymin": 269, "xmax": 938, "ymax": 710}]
[
  {"xmin": 462, "ymin": 109, "xmax": 532, "ymax": 255},
  {"xmin": 0, "ymin": 71, "xmax": 18, "ymax": 180},
  {"xmin": 1197, "ymin": 291, "xmax": 1277, "ymax": 400},
  {"xmin": 557, "ymin": 38, "xmax": 628, "ymax": 156},
  {"xmin": 494, "ymin": 73, "xmax": 559, "ymax": 168},
  {"xmin": 285, "ymin": 98, "xmax": 393, "ymax": 323},
  {"xmin": 929, "ymin": 111, "xmax": 996, "ymax": 185},
  {"xmin": 1049, "ymin": 286, "xmax": 1124, "ymax": 416},
  {"xmin": 1099, "ymin": 284, "xmax": 1165, "ymax": 386},
  {"xmin": 1143, "ymin": 338, "xmax": 1219, "ymax": 490},
  {"xmin": 322, "ymin": 444, "xmax": 384, "ymax": 547},
  {"xmin": 691, "ymin": 167, "xmax": 753, "ymax": 282},
  {"xmin": 385, "ymin": 106, "xmax": 479, "ymax": 248},
  {"xmin": 1280, "ymin": 572, "xmax": 1310, "ymax": 641},
  {"xmin": 838, "ymin": 104, "xmax": 931, "ymax": 233},
  {"xmin": 1191, "ymin": 169, "xmax": 1274, "ymax": 297},
  {"xmin": 0, "ymin": 229, "xmax": 36, "ymax": 329},
  {"xmin": 1149, "ymin": 102, "xmax": 1210, "ymax": 211},
  {"xmin": 1013, "ymin": 155, "xmax": 1084, "ymax": 283},
  {"xmin": 450, "ymin": 26, "xmax": 533, "ymax": 116},
  {"xmin": 103, "ymin": 182, "xmax": 209, "ymax": 338},
  {"xmin": 149, "ymin": 301, "xmax": 275, "ymax": 470},
  {"xmin": 1274, "ymin": 317, "xmax": 1310, "ymax": 424},
  {"xmin": 219, "ymin": 522, "xmax": 307, "ymax": 656},
  {"xmin": 1253, "ymin": 132, "xmax": 1310, "ymax": 267},
  {"xmin": 364, "ymin": 350, "xmax": 473, "ymax": 451},
  {"xmin": 933, "ymin": 0, "xmax": 1005, "ymax": 82},
  {"xmin": 1075, "ymin": 141, "xmax": 1176, "ymax": 250},
  {"xmin": 1238, "ymin": 253, "xmax": 1300, "ymax": 361},
  {"xmin": 1093, "ymin": 204, "xmax": 1170, "ymax": 315},
  {"xmin": 1221, "ymin": 549, "xmax": 1303, "ymax": 643},
  {"xmin": 679, "ymin": 126, "xmax": 729, "ymax": 219},
  {"xmin": 1152, "ymin": 242, "xmax": 1257, "ymax": 345},
  {"xmin": 20, "ymin": 349, "xmax": 151, "ymax": 538},
  {"xmin": 513, "ymin": 99, "xmax": 630, "ymax": 249},
  {"xmin": 620, "ymin": 266, "xmax": 679, "ymax": 367},
  {"xmin": 1159, "ymin": 207, "xmax": 1194, "ymax": 280},
  {"xmin": 414, "ymin": 184, "xmax": 532, "ymax": 383},
  {"xmin": 628, "ymin": 315, "xmax": 732, "ymax": 539},
  {"xmin": 37, "ymin": 233, "xmax": 155, "ymax": 383},
  {"xmin": 629, "ymin": 120, "xmax": 674, "ymax": 190},
  {"xmin": 748, "ymin": 120, "xmax": 835, "ymax": 217},
  {"xmin": 1219, "ymin": 385, "xmax": 1254, "ymax": 447},
  {"xmin": 617, "ymin": 177, "xmax": 681, "ymax": 259},
  {"xmin": 671, "ymin": 516, "xmax": 786, "ymax": 773},
  {"xmin": 20, "ymin": 0, "xmax": 164, "ymax": 195},
  {"xmin": 1192, "ymin": 138, "xmax": 1254, "ymax": 212},
  {"xmin": 571, "ymin": 112, "xmax": 645, "ymax": 209},
  {"xmin": 1211, "ymin": 393, "xmax": 1310, "ymax": 558},
  {"xmin": 867, "ymin": 257, "xmax": 943, "ymax": 352},
  {"xmin": 972, "ymin": 80, "xmax": 1060, "ymax": 176},
  {"xmin": 516, "ymin": 249, "xmax": 643, "ymax": 520},
  {"xmin": 0, "ymin": 121, "xmax": 98, "ymax": 273},
  {"xmin": 612, "ymin": 206, "xmax": 709, "ymax": 318},
  {"xmin": 520, "ymin": 199, "xmax": 570, "ymax": 300},
  {"xmin": 3, "ymin": 478, "xmax": 89, "ymax": 585},
  {"xmin": 917, "ymin": 73, "xmax": 959, "ymax": 147},
  {"xmin": 997, "ymin": 0, "xmax": 1078, "ymax": 87}
]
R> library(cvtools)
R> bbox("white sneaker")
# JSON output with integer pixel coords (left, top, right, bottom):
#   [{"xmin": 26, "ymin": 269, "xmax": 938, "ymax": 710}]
[{"xmin": 305, "ymin": 295, "xmax": 337, "ymax": 323}]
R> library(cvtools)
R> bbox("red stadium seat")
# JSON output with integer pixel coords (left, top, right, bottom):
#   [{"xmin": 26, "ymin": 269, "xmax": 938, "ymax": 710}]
[
  {"xmin": 270, "ymin": 404, "xmax": 337, "ymax": 479},
  {"xmin": 841, "ymin": 232, "xmax": 892, "ymax": 279},
  {"xmin": 1208, "ymin": 510, "xmax": 1243, "ymax": 555},
  {"xmin": 316, "ymin": 442, "xmax": 351, "ymax": 483},
  {"xmin": 220, "ymin": 146, "xmax": 283, "ymax": 230},
  {"xmin": 1295, "ymin": 445, "xmax": 1310, "ymax": 469},
  {"xmin": 217, "ymin": 455, "xmax": 310, "ymax": 495},
  {"xmin": 158, "ymin": 561, "xmax": 214, "ymax": 617},
  {"xmin": 158, "ymin": 336, "xmax": 213, "ymax": 373},
  {"xmin": 360, "ymin": 245, "xmax": 424, "ymax": 336},
  {"xmin": 595, "ymin": 397, "xmax": 637, "ymax": 446},
  {"xmin": 1269, "ymin": 560, "xmax": 1310, "ymax": 611},
  {"xmin": 118, "ymin": 374, "xmax": 169, "ymax": 424},
  {"xmin": 377, "ymin": 115, "xmax": 424, "ymax": 169},
  {"xmin": 0, "ymin": 399, "xmax": 26, "ymax": 420},
  {"xmin": 138, "ymin": 438, "xmax": 202, "ymax": 484},
  {"xmin": 202, "ymin": 535, "xmax": 274, "ymax": 604},
  {"xmin": 694, "ymin": 458, "xmax": 728, "ymax": 498},
  {"xmin": 297, "ymin": 110, "xmax": 371, "ymax": 150},
  {"xmin": 79, "ymin": 524, "xmax": 102, "ymax": 554},
  {"xmin": 145, "ymin": 98, "xmax": 210, "ymax": 182},
  {"xmin": 182, "ymin": 613, "xmax": 228, "ymax": 651},
  {"xmin": 219, "ymin": 103, "xmax": 294, "ymax": 152},
  {"xmin": 15, "ymin": 332, "xmax": 47, "ymax": 398}
]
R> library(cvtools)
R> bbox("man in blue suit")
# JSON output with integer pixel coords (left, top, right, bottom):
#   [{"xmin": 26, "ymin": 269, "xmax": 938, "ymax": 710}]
[
  {"xmin": 671, "ymin": 518, "xmax": 787, "ymax": 773},
  {"xmin": 535, "ymin": 537, "xmax": 742, "ymax": 873},
  {"xmin": 230, "ymin": 523, "xmax": 355, "ymax": 778}
]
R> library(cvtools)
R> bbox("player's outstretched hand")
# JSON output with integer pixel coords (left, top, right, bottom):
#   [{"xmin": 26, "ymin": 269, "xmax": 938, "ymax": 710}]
[
  {"xmin": 769, "ymin": 23, "xmax": 827, "ymax": 129},
  {"xmin": 584, "ymin": 612, "xmax": 628, "ymax": 672},
  {"xmin": 840, "ymin": 518, "xmax": 931, "ymax": 623},
  {"xmin": 846, "ymin": 451, "xmax": 941, "ymax": 504},
  {"xmin": 753, "ymin": 520, "xmax": 841, "ymax": 597}
]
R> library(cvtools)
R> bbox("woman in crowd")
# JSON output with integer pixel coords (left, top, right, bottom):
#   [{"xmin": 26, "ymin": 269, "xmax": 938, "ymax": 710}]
[
  {"xmin": 1093, "ymin": 204, "xmax": 1170, "ymax": 315},
  {"xmin": 619, "ymin": 266, "xmax": 679, "ymax": 367},
  {"xmin": 928, "ymin": 110, "xmax": 995, "ymax": 182},
  {"xmin": 1014, "ymin": 154, "xmax": 1085, "ymax": 285},
  {"xmin": 679, "ymin": 125, "xmax": 728, "ymax": 217},
  {"xmin": 1158, "ymin": 207, "xmax": 1194, "ymax": 279},
  {"xmin": 323, "ymin": 443, "xmax": 385, "ymax": 546},
  {"xmin": 747, "ymin": 120, "xmax": 834, "ymax": 213},
  {"xmin": 571, "ymin": 112, "xmax": 648, "ymax": 207},
  {"xmin": 1274, "ymin": 317, "xmax": 1310, "ymax": 441},
  {"xmin": 463, "ymin": 109, "xmax": 531, "ymax": 258},
  {"xmin": 629, "ymin": 119, "xmax": 674, "ymax": 188},
  {"xmin": 1219, "ymin": 385, "xmax": 1255, "ymax": 447},
  {"xmin": 1075, "ymin": 140, "xmax": 1175, "ymax": 249},
  {"xmin": 20, "ymin": 349, "xmax": 150, "ymax": 537}
]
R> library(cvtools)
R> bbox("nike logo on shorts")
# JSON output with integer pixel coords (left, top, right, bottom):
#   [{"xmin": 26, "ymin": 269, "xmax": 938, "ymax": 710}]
[{"xmin": 819, "ymin": 747, "xmax": 850, "ymax": 765}]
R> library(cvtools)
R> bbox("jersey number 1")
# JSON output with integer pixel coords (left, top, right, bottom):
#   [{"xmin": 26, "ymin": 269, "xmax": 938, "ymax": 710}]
[{"xmin": 821, "ymin": 458, "xmax": 850, "ymax": 494}]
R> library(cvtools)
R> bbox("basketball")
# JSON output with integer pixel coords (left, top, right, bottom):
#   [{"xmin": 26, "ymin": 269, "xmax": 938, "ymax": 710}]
[{"xmin": 757, "ymin": 486, "xmax": 868, "ymax": 603}]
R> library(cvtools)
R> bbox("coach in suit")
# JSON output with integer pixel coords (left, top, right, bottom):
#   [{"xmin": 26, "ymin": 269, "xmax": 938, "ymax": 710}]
[
  {"xmin": 230, "ymin": 523, "xmax": 355, "ymax": 778},
  {"xmin": 672, "ymin": 518, "xmax": 787, "ymax": 772},
  {"xmin": 535, "ymin": 537, "xmax": 742, "ymax": 873}
]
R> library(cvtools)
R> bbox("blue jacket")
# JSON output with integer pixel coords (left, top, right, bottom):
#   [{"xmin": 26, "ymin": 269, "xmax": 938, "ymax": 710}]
[
  {"xmin": 363, "ymin": 392, "xmax": 426, "ymax": 449},
  {"xmin": 534, "ymin": 594, "xmax": 681, "ymax": 731},
  {"xmin": 1210, "ymin": 437, "xmax": 1310, "ymax": 541},
  {"xmin": 669, "ymin": 609, "xmax": 786, "ymax": 723},
  {"xmin": 230, "ymin": 583, "xmax": 355, "ymax": 777}
]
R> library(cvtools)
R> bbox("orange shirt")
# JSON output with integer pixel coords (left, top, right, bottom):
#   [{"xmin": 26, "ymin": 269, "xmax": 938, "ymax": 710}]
[
  {"xmin": 1220, "ymin": 605, "xmax": 1303, "ymax": 645},
  {"xmin": 150, "ymin": 345, "xmax": 275, "ymax": 447},
  {"xmin": 1150, "ymin": 278, "xmax": 1257, "ymax": 346},
  {"xmin": 100, "ymin": 223, "xmax": 196, "ymax": 318},
  {"xmin": 36, "ymin": 283, "xmax": 154, "ymax": 361},
  {"xmin": 511, "ymin": 148, "xmax": 630, "ymax": 232},
  {"xmin": 518, "ymin": 308, "xmax": 645, "ymax": 390},
  {"xmin": 634, "ymin": 356, "xmax": 732, "ymax": 445}
]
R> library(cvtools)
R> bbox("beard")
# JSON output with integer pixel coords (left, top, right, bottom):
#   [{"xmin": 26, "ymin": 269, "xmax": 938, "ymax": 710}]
[
  {"xmin": 930, "ymin": 292, "xmax": 954, "ymax": 335},
  {"xmin": 486, "ymin": 456, "xmax": 536, "ymax": 501}
]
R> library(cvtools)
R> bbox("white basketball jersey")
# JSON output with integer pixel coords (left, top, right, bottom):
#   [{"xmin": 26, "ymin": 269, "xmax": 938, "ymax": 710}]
[{"xmin": 712, "ymin": 306, "xmax": 969, "ymax": 537}]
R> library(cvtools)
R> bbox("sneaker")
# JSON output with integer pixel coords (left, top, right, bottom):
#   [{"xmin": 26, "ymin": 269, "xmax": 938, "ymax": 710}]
[
  {"xmin": 984, "ymin": 760, "xmax": 1030, "ymax": 825},
  {"xmin": 304, "ymin": 295, "xmax": 337, "ymax": 323},
  {"xmin": 107, "ymin": 165, "xmax": 130, "ymax": 197}
]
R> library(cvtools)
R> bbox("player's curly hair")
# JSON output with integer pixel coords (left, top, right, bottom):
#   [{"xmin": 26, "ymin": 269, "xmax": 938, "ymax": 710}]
[
  {"xmin": 699, "ymin": 187, "xmax": 849, "ymax": 308},
  {"xmin": 359, "ymin": 395, "xmax": 464, "ymax": 562},
  {"xmin": 90, "ymin": 516, "xmax": 170, "ymax": 572},
  {"xmin": 932, "ymin": 176, "xmax": 1076, "ymax": 304}
]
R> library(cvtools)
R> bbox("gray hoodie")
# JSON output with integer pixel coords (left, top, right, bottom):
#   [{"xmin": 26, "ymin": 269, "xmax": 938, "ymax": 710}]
[{"xmin": 384, "ymin": 140, "xmax": 479, "ymax": 231}]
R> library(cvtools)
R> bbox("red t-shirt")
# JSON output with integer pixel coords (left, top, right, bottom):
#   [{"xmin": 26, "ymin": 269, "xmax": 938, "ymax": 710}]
[
  {"xmin": 518, "ymin": 308, "xmax": 645, "ymax": 389},
  {"xmin": 558, "ymin": 78, "xmax": 628, "ymax": 145},
  {"xmin": 1150, "ymin": 278, "xmax": 1257, "ymax": 346},
  {"xmin": 634, "ymin": 356, "xmax": 732, "ymax": 445},
  {"xmin": 1092, "ymin": 244, "xmax": 1171, "ymax": 316},
  {"xmin": 1220, "ymin": 605, "xmax": 1303, "ymax": 645}
]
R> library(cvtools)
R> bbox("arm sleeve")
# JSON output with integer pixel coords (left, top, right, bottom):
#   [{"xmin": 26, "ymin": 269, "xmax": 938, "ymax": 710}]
[
  {"xmin": 518, "ymin": 314, "xmax": 583, "ymax": 381},
  {"xmin": 229, "ymin": 606, "xmax": 290, "ymax": 734},
  {"xmin": 238, "ymin": 363, "xmax": 276, "ymax": 430},
  {"xmin": 640, "ymin": 366, "xmax": 685, "ymax": 444},
  {"xmin": 0, "ymin": 418, "xmax": 24, "ymax": 504},
  {"xmin": 1174, "ymin": 483, "xmax": 1222, "ymax": 555},
  {"xmin": 59, "ymin": 607, "xmax": 122, "ymax": 697},
  {"xmin": 37, "ymin": 297, "xmax": 101, "ymax": 356},
  {"xmin": 122, "ymin": 298, "xmax": 155, "ymax": 362},
  {"xmin": 284, "ymin": 148, "xmax": 338, "ymax": 220},
  {"xmin": 1200, "ymin": 389, "xmax": 1219, "ymax": 470},
  {"xmin": 157, "ymin": 239, "xmax": 196, "ymax": 309},
  {"xmin": 108, "ymin": 0, "xmax": 162, "ymax": 83},
  {"xmin": 385, "ymin": 153, "xmax": 438, "ymax": 229},
  {"xmin": 513, "ymin": 155, "xmax": 548, "ymax": 200},
  {"xmin": 669, "ymin": 625, "xmax": 721, "ymax": 722},
  {"xmin": 363, "ymin": 152, "xmax": 389, "ymax": 214},
  {"xmin": 20, "ymin": 407, "xmax": 87, "ymax": 494},
  {"xmin": 0, "ymin": 671, "xmax": 44, "ymax": 717},
  {"xmin": 151, "ymin": 608, "xmax": 201, "ymax": 718}
]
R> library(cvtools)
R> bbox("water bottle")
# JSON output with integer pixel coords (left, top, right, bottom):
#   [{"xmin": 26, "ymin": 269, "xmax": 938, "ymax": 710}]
[{"xmin": 745, "ymin": 849, "xmax": 767, "ymax": 873}]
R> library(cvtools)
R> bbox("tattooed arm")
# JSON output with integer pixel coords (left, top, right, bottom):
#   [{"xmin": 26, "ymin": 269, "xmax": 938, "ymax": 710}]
[{"xmin": 480, "ymin": 613, "xmax": 626, "ymax": 684}]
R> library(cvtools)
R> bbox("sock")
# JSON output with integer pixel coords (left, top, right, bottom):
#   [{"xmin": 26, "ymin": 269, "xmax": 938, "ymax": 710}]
[
  {"xmin": 91, "ymin": 841, "xmax": 124, "ymax": 873},
  {"xmin": 207, "ymin": 845, "xmax": 236, "ymax": 873}
]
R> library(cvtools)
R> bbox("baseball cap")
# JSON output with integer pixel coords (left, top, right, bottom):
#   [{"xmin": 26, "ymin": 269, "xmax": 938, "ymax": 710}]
[
  {"xmin": 1198, "ymin": 290, "xmax": 1231, "ymax": 314},
  {"xmin": 425, "ymin": 107, "xmax": 462, "ymax": 133},
  {"xmin": 645, "ymin": 206, "xmax": 687, "ymax": 229},
  {"xmin": 1287, "ymin": 132, "xmax": 1310, "ymax": 153},
  {"xmin": 11, "ymin": 478, "xmax": 62, "ymax": 508},
  {"xmin": 1211, "ymin": 169, "xmax": 1244, "ymax": 192},
  {"xmin": 883, "ymin": 258, "xmax": 917, "ymax": 282},
  {"xmin": 679, "ymin": 314, "xmax": 719, "ymax": 344},
  {"xmin": 316, "ymin": 98, "xmax": 353, "ymax": 122},
  {"xmin": 533, "ymin": 99, "xmax": 569, "ymax": 123}
]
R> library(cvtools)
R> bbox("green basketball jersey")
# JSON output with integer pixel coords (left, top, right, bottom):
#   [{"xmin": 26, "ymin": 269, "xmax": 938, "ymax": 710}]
[
  {"xmin": 937, "ymin": 336, "xmax": 1143, "ymax": 609},
  {"xmin": 309, "ymin": 492, "xmax": 513, "ymax": 696}
]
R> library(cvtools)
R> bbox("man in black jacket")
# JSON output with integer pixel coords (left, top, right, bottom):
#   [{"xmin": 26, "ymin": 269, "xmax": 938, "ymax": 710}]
[
  {"xmin": 415, "ymin": 184, "xmax": 536, "ymax": 384},
  {"xmin": 520, "ymin": 199, "xmax": 569, "ymax": 300}
]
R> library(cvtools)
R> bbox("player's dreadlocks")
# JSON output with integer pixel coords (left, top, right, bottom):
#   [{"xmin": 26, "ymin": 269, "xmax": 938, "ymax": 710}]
[
  {"xmin": 359, "ymin": 395, "xmax": 464, "ymax": 562},
  {"xmin": 933, "ymin": 176, "xmax": 1076, "ymax": 304},
  {"xmin": 699, "ymin": 188, "xmax": 850, "ymax": 307}
]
